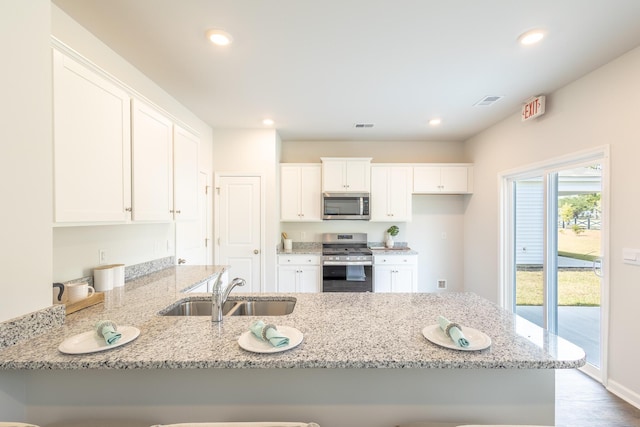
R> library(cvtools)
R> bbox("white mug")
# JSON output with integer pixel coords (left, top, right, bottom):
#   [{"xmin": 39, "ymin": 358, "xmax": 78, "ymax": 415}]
[{"xmin": 66, "ymin": 281, "xmax": 95, "ymax": 303}]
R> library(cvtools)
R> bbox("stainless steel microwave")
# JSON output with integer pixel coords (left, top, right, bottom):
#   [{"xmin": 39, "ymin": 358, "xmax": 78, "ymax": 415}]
[{"xmin": 322, "ymin": 192, "xmax": 370, "ymax": 220}]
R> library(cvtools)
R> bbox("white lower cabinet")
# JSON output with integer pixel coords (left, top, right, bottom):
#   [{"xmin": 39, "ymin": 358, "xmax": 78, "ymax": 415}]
[
  {"xmin": 277, "ymin": 255, "xmax": 321, "ymax": 292},
  {"xmin": 374, "ymin": 255, "xmax": 418, "ymax": 292}
]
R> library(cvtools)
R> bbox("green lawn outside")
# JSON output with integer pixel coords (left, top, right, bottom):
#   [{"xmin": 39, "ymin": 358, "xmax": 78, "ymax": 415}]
[
  {"xmin": 516, "ymin": 270, "xmax": 600, "ymax": 306},
  {"xmin": 516, "ymin": 228, "xmax": 601, "ymax": 306}
]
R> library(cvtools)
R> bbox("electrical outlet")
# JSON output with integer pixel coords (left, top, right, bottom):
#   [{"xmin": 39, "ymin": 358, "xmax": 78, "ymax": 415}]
[
  {"xmin": 437, "ymin": 279, "xmax": 447, "ymax": 289},
  {"xmin": 300, "ymin": 232, "xmax": 306, "ymax": 241},
  {"xmin": 98, "ymin": 249, "xmax": 107, "ymax": 265}
]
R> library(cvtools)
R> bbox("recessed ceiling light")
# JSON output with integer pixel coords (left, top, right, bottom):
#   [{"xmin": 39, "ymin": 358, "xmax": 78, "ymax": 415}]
[
  {"xmin": 429, "ymin": 118, "xmax": 442, "ymax": 126},
  {"xmin": 206, "ymin": 29, "xmax": 233, "ymax": 46},
  {"xmin": 518, "ymin": 29, "xmax": 545, "ymax": 46},
  {"xmin": 262, "ymin": 118, "xmax": 274, "ymax": 126}
]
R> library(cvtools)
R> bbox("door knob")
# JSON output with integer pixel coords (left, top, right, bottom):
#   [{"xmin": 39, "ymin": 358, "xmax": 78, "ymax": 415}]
[{"xmin": 254, "ymin": 249, "xmax": 259, "ymax": 254}]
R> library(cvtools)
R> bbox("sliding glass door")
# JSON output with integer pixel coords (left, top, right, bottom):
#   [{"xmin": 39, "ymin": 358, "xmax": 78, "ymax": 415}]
[
  {"xmin": 513, "ymin": 175, "xmax": 545, "ymax": 327},
  {"xmin": 503, "ymin": 150, "xmax": 607, "ymax": 381},
  {"xmin": 555, "ymin": 164, "xmax": 602, "ymax": 368}
]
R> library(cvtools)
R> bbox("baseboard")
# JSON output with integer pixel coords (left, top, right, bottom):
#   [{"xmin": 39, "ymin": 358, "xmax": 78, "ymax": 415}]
[{"xmin": 607, "ymin": 378, "xmax": 640, "ymax": 410}]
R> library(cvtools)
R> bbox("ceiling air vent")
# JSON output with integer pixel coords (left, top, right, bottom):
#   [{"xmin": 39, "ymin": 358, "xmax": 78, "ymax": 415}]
[
  {"xmin": 473, "ymin": 95, "xmax": 504, "ymax": 107},
  {"xmin": 354, "ymin": 123, "xmax": 374, "ymax": 128}
]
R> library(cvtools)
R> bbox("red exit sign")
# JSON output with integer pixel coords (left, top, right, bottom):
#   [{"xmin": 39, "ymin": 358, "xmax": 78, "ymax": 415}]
[{"xmin": 522, "ymin": 95, "xmax": 546, "ymax": 121}]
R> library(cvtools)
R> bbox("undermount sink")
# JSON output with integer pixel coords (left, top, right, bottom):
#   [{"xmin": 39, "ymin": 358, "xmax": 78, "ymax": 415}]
[{"xmin": 159, "ymin": 298, "xmax": 296, "ymax": 317}]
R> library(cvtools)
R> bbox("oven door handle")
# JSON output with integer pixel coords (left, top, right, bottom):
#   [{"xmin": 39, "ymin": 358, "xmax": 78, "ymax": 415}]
[{"xmin": 322, "ymin": 261, "xmax": 372, "ymax": 266}]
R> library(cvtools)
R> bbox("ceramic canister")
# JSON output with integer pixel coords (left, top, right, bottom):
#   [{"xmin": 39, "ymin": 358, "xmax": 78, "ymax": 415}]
[
  {"xmin": 112, "ymin": 263, "xmax": 125, "ymax": 287},
  {"xmin": 93, "ymin": 265, "xmax": 114, "ymax": 292}
]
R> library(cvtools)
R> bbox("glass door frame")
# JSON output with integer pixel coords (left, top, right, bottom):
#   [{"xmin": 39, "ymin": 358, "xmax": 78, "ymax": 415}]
[{"xmin": 499, "ymin": 145, "xmax": 610, "ymax": 384}]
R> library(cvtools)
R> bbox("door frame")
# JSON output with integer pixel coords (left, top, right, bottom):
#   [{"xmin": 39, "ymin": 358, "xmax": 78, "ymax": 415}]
[
  {"xmin": 498, "ymin": 145, "xmax": 610, "ymax": 384},
  {"xmin": 213, "ymin": 172, "xmax": 266, "ymax": 291}
]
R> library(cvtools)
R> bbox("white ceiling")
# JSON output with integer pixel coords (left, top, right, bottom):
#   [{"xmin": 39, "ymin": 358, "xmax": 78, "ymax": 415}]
[{"xmin": 53, "ymin": 0, "xmax": 640, "ymax": 142}]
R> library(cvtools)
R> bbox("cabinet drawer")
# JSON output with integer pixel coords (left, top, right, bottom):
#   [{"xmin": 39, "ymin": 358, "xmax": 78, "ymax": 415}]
[
  {"xmin": 278, "ymin": 255, "xmax": 320, "ymax": 265},
  {"xmin": 374, "ymin": 255, "xmax": 418, "ymax": 265}
]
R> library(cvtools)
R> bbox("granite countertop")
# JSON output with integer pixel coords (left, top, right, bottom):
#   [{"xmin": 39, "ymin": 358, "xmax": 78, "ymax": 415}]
[
  {"xmin": 276, "ymin": 242, "xmax": 419, "ymax": 256},
  {"xmin": 370, "ymin": 247, "xmax": 419, "ymax": 255},
  {"xmin": 0, "ymin": 266, "xmax": 585, "ymax": 370},
  {"xmin": 277, "ymin": 242, "xmax": 322, "ymax": 255},
  {"xmin": 277, "ymin": 248, "xmax": 322, "ymax": 255}
]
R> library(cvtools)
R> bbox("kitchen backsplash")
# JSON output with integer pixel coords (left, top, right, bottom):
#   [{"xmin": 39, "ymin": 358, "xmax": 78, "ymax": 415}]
[{"xmin": 58, "ymin": 256, "xmax": 175, "ymax": 287}]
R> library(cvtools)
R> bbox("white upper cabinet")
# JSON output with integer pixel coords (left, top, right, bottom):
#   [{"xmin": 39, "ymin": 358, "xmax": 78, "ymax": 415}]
[
  {"xmin": 173, "ymin": 125, "xmax": 200, "ymax": 222},
  {"xmin": 280, "ymin": 164, "xmax": 322, "ymax": 221},
  {"xmin": 413, "ymin": 165, "xmax": 473, "ymax": 194},
  {"xmin": 370, "ymin": 165, "xmax": 412, "ymax": 222},
  {"xmin": 53, "ymin": 49, "xmax": 201, "ymax": 225},
  {"xmin": 321, "ymin": 158, "xmax": 371, "ymax": 192},
  {"xmin": 53, "ymin": 50, "xmax": 132, "ymax": 223},
  {"xmin": 131, "ymin": 99, "xmax": 174, "ymax": 221}
]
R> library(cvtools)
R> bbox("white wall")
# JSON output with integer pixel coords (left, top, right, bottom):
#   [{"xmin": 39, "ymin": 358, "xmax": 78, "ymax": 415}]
[
  {"xmin": 0, "ymin": 0, "xmax": 52, "ymax": 323},
  {"xmin": 281, "ymin": 140, "xmax": 467, "ymax": 163},
  {"xmin": 50, "ymin": 5, "xmax": 215, "ymax": 282},
  {"xmin": 212, "ymin": 129, "xmax": 280, "ymax": 291},
  {"xmin": 464, "ymin": 46, "xmax": 640, "ymax": 405}
]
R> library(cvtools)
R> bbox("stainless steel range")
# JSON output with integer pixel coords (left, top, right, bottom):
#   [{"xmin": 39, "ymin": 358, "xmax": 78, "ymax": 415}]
[{"xmin": 321, "ymin": 233, "xmax": 373, "ymax": 292}]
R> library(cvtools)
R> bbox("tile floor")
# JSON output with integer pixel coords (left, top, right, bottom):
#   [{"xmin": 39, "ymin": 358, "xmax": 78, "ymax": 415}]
[{"xmin": 556, "ymin": 369, "xmax": 640, "ymax": 426}]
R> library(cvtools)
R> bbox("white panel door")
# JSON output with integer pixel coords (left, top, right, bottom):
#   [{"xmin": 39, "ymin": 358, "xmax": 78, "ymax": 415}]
[{"xmin": 217, "ymin": 176, "xmax": 262, "ymax": 292}]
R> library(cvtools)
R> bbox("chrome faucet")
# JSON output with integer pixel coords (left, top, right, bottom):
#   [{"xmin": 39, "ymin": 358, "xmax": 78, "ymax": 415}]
[{"xmin": 211, "ymin": 276, "xmax": 246, "ymax": 322}]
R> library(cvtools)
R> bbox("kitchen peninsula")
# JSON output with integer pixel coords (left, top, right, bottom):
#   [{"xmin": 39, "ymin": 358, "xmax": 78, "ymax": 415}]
[{"xmin": 0, "ymin": 266, "xmax": 585, "ymax": 427}]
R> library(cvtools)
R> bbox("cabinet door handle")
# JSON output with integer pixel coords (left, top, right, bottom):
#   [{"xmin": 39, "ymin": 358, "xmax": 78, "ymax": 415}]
[{"xmin": 125, "ymin": 207, "xmax": 132, "ymax": 212}]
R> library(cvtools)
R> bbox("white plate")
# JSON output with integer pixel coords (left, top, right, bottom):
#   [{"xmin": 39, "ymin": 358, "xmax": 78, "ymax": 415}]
[
  {"xmin": 238, "ymin": 325, "xmax": 303, "ymax": 353},
  {"xmin": 422, "ymin": 324, "xmax": 491, "ymax": 351},
  {"xmin": 58, "ymin": 326, "xmax": 140, "ymax": 354}
]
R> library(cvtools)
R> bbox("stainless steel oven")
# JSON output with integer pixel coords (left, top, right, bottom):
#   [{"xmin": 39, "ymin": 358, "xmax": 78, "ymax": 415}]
[{"xmin": 322, "ymin": 233, "xmax": 373, "ymax": 292}]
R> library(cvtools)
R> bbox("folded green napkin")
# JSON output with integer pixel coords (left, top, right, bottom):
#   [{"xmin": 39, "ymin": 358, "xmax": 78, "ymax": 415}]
[
  {"xmin": 437, "ymin": 315, "xmax": 469, "ymax": 348},
  {"xmin": 95, "ymin": 320, "xmax": 122, "ymax": 345},
  {"xmin": 249, "ymin": 320, "xmax": 290, "ymax": 347}
]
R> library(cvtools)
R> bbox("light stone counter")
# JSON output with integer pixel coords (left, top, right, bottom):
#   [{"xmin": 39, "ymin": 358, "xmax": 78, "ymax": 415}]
[
  {"xmin": 0, "ymin": 266, "xmax": 585, "ymax": 426},
  {"xmin": 0, "ymin": 265, "xmax": 584, "ymax": 370}
]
